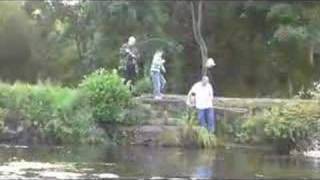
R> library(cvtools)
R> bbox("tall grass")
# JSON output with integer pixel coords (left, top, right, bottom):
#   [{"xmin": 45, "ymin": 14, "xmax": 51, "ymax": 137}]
[
  {"xmin": 0, "ymin": 69, "xmax": 132, "ymax": 144},
  {"xmin": 0, "ymin": 81, "xmax": 99, "ymax": 144},
  {"xmin": 179, "ymin": 109, "xmax": 218, "ymax": 148}
]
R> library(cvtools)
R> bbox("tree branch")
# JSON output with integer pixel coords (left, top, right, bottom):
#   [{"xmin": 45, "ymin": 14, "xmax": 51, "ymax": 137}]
[
  {"xmin": 190, "ymin": 0, "xmax": 209, "ymax": 75},
  {"xmin": 190, "ymin": 1, "xmax": 200, "ymax": 44}
]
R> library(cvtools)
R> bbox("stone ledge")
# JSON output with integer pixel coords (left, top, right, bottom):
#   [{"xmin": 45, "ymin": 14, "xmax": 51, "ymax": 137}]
[{"xmin": 135, "ymin": 94, "xmax": 319, "ymax": 108}]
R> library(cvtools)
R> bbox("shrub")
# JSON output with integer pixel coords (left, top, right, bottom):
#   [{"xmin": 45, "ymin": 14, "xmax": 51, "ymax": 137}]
[
  {"xmin": 0, "ymin": 81, "xmax": 98, "ymax": 144},
  {"xmin": 235, "ymin": 114, "xmax": 269, "ymax": 144},
  {"xmin": 236, "ymin": 102, "xmax": 320, "ymax": 151},
  {"xmin": 79, "ymin": 68, "xmax": 131, "ymax": 124},
  {"xmin": 41, "ymin": 91, "xmax": 96, "ymax": 144},
  {"xmin": 132, "ymin": 76, "xmax": 152, "ymax": 96}
]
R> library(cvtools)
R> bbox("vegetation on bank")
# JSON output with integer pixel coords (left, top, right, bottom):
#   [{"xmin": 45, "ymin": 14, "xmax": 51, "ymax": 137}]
[
  {"xmin": 233, "ymin": 102, "xmax": 320, "ymax": 152},
  {"xmin": 0, "ymin": 67, "xmax": 319, "ymax": 152},
  {"xmin": 0, "ymin": 69, "xmax": 132, "ymax": 144},
  {"xmin": 220, "ymin": 83, "xmax": 320, "ymax": 153},
  {"xmin": 160, "ymin": 81, "xmax": 320, "ymax": 151},
  {"xmin": 178, "ymin": 110, "xmax": 218, "ymax": 148}
]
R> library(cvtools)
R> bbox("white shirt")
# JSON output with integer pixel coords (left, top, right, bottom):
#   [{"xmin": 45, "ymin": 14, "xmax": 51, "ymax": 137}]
[{"xmin": 187, "ymin": 82, "xmax": 214, "ymax": 109}]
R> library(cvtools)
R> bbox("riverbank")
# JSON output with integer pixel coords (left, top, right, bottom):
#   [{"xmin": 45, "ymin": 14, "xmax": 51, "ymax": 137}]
[{"xmin": 0, "ymin": 75, "xmax": 318, "ymax": 155}]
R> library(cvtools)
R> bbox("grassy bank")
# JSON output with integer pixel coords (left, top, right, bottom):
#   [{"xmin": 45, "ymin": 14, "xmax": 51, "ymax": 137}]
[
  {"xmin": 0, "ymin": 82, "xmax": 94, "ymax": 144},
  {"xmin": 230, "ymin": 101, "xmax": 320, "ymax": 153},
  {"xmin": 0, "ymin": 69, "xmax": 133, "ymax": 145},
  {"xmin": 0, "ymin": 68, "xmax": 319, "ymax": 152}
]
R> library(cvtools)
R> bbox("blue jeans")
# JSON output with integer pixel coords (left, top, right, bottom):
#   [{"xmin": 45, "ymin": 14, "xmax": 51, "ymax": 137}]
[
  {"xmin": 151, "ymin": 71, "xmax": 166, "ymax": 97},
  {"xmin": 198, "ymin": 108, "xmax": 215, "ymax": 132}
]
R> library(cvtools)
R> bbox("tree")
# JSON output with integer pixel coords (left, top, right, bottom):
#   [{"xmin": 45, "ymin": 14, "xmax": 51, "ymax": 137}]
[
  {"xmin": 266, "ymin": 2, "xmax": 320, "ymax": 96},
  {"xmin": 190, "ymin": 0, "xmax": 209, "ymax": 76}
]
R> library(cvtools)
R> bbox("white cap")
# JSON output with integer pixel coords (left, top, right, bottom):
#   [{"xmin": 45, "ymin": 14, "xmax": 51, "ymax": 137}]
[
  {"xmin": 206, "ymin": 58, "xmax": 216, "ymax": 68},
  {"xmin": 32, "ymin": 9, "xmax": 41, "ymax": 16},
  {"xmin": 128, "ymin": 36, "xmax": 136, "ymax": 46}
]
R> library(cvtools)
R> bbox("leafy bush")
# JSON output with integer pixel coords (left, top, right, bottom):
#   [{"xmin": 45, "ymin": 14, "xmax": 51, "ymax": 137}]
[
  {"xmin": 0, "ymin": 81, "xmax": 98, "ymax": 144},
  {"xmin": 235, "ymin": 114, "xmax": 269, "ymax": 143},
  {"xmin": 236, "ymin": 102, "xmax": 320, "ymax": 151},
  {"xmin": 132, "ymin": 76, "xmax": 152, "ymax": 96},
  {"xmin": 79, "ymin": 68, "xmax": 131, "ymax": 124}
]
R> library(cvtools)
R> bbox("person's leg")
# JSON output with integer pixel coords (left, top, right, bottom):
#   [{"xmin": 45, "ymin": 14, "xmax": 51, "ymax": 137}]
[
  {"xmin": 151, "ymin": 71, "xmax": 161, "ymax": 98},
  {"xmin": 204, "ymin": 108, "xmax": 209, "ymax": 129},
  {"xmin": 124, "ymin": 62, "xmax": 134, "ymax": 86},
  {"xmin": 197, "ymin": 109, "xmax": 206, "ymax": 128},
  {"xmin": 125, "ymin": 73, "xmax": 133, "ymax": 91},
  {"xmin": 124, "ymin": 70, "xmax": 130, "ymax": 86},
  {"xmin": 207, "ymin": 108, "xmax": 215, "ymax": 133},
  {"xmin": 160, "ymin": 74, "xmax": 166, "ymax": 94},
  {"xmin": 151, "ymin": 72, "xmax": 157, "ymax": 97}
]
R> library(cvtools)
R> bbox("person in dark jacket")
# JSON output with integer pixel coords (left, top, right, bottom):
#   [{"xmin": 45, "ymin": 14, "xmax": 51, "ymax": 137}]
[{"xmin": 119, "ymin": 36, "xmax": 140, "ymax": 86}]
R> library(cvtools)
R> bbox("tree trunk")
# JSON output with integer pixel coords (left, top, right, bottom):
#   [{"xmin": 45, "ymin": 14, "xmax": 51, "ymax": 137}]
[
  {"xmin": 190, "ymin": 1, "xmax": 208, "ymax": 76},
  {"xmin": 288, "ymin": 74, "xmax": 293, "ymax": 97},
  {"xmin": 75, "ymin": 35, "xmax": 83, "ymax": 61},
  {"xmin": 309, "ymin": 43, "xmax": 314, "ymax": 66}
]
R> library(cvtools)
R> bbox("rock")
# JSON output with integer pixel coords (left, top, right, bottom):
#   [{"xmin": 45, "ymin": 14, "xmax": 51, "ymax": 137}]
[
  {"xmin": 93, "ymin": 173, "xmax": 119, "ymax": 179},
  {"xmin": 150, "ymin": 177, "xmax": 165, "ymax": 180},
  {"xmin": 40, "ymin": 171, "xmax": 85, "ymax": 179},
  {"xmin": 122, "ymin": 125, "xmax": 181, "ymax": 146},
  {"xmin": 303, "ymin": 150, "xmax": 320, "ymax": 158},
  {"xmin": 157, "ymin": 128, "xmax": 181, "ymax": 147}
]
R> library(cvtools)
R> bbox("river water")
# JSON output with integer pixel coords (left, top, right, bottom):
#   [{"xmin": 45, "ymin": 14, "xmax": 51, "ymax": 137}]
[{"xmin": 0, "ymin": 144, "xmax": 320, "ymax": 179}]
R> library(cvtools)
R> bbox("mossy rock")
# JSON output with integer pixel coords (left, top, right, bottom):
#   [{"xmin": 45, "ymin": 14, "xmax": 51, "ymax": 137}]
[{"xmin": 157, "ymin": 128, "xmax": 181, "ymax": 147}]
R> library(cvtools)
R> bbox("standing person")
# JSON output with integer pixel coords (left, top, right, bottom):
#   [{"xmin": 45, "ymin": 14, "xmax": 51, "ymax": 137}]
[
  {"xmin": 119, "ymin": 36, "xmax": 140, "ymax": 87},
  {"xmin": 150, "ymin": 50, "xmax": 166, "ymax": 100},
  {"xmin": 187, "ymin": 76, "xmax": 215, "ymax": 132}
]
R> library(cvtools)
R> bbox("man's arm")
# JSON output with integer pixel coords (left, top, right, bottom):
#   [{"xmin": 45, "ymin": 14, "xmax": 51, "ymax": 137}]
[
  {"xmin": 209, "ymin": 84, "xmax": 214, "ymax": 101},
  {"xmin": 134, "ymin": 59, "xmax": 139, "ymax": 74},
  {"xmin": 119, "ymin": 44, "xmax": 128, "ymax": 70},
  {"xmin": 133, "ymin": 47, "xmax": 140, "ymax": 59},
  {"xmin": 160, "ymin": 59, "xmax": 166, "ymax": 73},
  {"xmin": 186, "ymin": 84, "xmax": 196, "ymax": 106},
  {"xmin": 119, "ymin": 44, "xmax": 128, "ymax": 56}
]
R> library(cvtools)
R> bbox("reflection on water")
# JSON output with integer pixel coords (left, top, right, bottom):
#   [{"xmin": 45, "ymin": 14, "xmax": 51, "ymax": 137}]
[{"xmin": 0, "ymin": 144, "xmax": 320, "ymax": 179}]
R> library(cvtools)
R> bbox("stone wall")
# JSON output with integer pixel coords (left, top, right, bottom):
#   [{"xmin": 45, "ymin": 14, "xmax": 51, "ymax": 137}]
[{"xmin": 127, "ymin": 94, "xmax": 319, "ymax": 147}]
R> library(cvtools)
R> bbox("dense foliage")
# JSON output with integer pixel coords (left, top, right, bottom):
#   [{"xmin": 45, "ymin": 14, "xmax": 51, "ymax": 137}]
[
  {"xmin": 79, "ymin": 68, "xmax": 131, "ymax": 124},
  {"xmin": 0, "ymin": 82, "xmax": 99, "ymax": 144},
  {"xmin": 1, "ymin": 1, "xmax": 320, "ymax": 97},
  {"xmin": 0, "ymin": 69, "xmax": 133, "ymax": 144},
  {"xmin": 234, "ymin": 102, "xmax": 320, "ymax": 152}
]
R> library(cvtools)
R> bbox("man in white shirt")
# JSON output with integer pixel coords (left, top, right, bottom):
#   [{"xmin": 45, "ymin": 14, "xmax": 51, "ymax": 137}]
[{"xmin": 187, "ymin": 76, "xmax": 215, "ymax": 132}]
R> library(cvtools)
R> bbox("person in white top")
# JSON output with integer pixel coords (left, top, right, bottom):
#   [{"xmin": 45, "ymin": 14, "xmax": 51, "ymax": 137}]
[{"xmin": 187, "ymin": 76, "xmax": 215, "ymax": 132}]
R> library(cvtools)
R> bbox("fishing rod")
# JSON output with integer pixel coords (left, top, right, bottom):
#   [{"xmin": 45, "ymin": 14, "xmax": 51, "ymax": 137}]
[
  {"xmin": 136, "ymin": 96, "xmax": 249, "ymax": 113},
  {"xmin": 211, "ymin": 105, "xmax": 248, "ymax": 113},
  {"xmin": 135, "ymin": 37, "xmax": 178, "ymax": 48}
]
